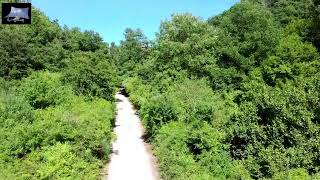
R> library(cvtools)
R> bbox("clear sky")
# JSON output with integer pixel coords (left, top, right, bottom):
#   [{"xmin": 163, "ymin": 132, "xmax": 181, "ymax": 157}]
[{"xmin": 32, "ymin": 0, "xmax": 239, "ymax": 44}]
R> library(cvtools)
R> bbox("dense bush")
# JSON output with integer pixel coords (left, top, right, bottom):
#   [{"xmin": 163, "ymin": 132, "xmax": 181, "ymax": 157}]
[
  {"xmin": 18, "ymin": 71, "xmax": 74, "ymax": 109},
  {"xmin": 213, "ymin": 0, "xmax": 279, "ymax": 71},
  {"xmin": 62, "ymin": 52, "xmax": 118, "ymax": 101},
  {"xmin": 0, "ymin": 79, "xmax": 115, "ymax": 178},
  {"xmin": 31, "ymin": 97, "xmax": 114, "ymax": 157},
  {"xmin": 0, "ymin": 91, "xmax": 35, "ymax": 158},
  {"xmin": 118, "ymin": 0, "xmax": 320, "ymax": 179},
  {"xmin": 0, "ymin": 5, "xmax": 117, "ymax": 178},
  {"xmin": 2, "ymin": 0, "xmax": 320, "ymax": 179},
  {"xmin": 140, "ymin": 94, "xmax": 178, "ymax": 136},
  {"xmin": 153, "ymin": 120, "xmax": 251, "ymax": 180},
  {"xmin": 124, "ymin": 76, "xmax": 154, "ymax": 107},
  {"xmin": 0, "ymin": 143, "xmax": 102, "ymax": 180},
  {"xmin": 0, "ymin": 26, "xmax": 38, "ymax": 79}
]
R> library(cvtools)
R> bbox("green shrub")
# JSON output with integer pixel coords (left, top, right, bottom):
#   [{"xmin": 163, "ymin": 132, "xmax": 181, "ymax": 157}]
[
  {"xmin": 214, "ymin": 1, "xmax": 279, "ymax": 70},
  {"xmin": 0, "ymin": 26, "xmax": 37, "ymax": 80},
  {"xmin": 272, "ymin": 168, "xmax": 310, "ymax": 180},
  {"xmin": 0, "ymin": 143, "xmax": 101, "ymax": 180},
  {"xmin": 227, "ymin": 78, "xmax": 320, "ymax": 178},
  {"xmin": 166, "ymin": 79, "xmax": 229, "ymax": 125},
  {"xmin": 154, "ymin": 121, "xmax": 206, "ymax": 180},
  {"xmin": 124, "ymin": 76, "xmax": 154, "ymax": 107},
  {"xmin": 31, "ymin": 97, "xmax": 114, "ymax": 159},
  {"xmin": 140, "ymin": 93, "xmax": 178, "ymax": 136},
  {"xmin": 18, "ymin": 71, "xmax": 75, "ymax": 109},
  {"xmin": 261, "ymin": 35, "xmax": 319, "ymax": 86},
  {"xmin": 62, "ymin": 52, "xmax": 118, "ymax": 101},
  {"xmin": 154, "ymin": 121, "xmax": 251, "ymax": 180},
  {"xmin": 0, "ymin": 75, "xmax": 115, "ymax": 178},
  {"xmin": 34, "ymin": 143, "xmax": 100, "ymax": 179},
  {"xmin": 0, "ymin": 90, "xmax": 35, "ymax": 158},
  {"xmin": 0, "ymin": 6, "xmax": 117, "ymax": 179},
  {"xmin": 0, "ymin": 96, "xmax": 114, "ymax": 178}
]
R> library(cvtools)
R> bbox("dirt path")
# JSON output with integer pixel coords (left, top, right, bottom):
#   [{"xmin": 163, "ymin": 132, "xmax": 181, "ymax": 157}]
[{"xmin": 104, "ymin": 92, "xmax": 159, "ymax": 180}]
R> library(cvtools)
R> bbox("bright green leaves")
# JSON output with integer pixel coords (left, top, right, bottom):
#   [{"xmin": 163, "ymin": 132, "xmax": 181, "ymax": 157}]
[
  {"xmin": 119, "ymin": 0, "xmax": 320, "ymax": 179},
  {"xmin": 271, "ymin": 0, "xmax": 313, "ymax": 26},
  {"xmin": 125, "ymin": 77, "xmax": 241, "ymax": 179},
  {"xmin": 274, "ymin": 35, "xmax": 318, "ymax": 63},
  {"xmin": 117, "ymin": 28, "xmax": 150, "ymax": 77},
  {"xmin": 154, "ymin": 14, "xmax": 216, "ymax": 79},
  {"xmin": 0, "ymin": 3, "xmax": 117, "ymax": 180},
  {"xmin": 0, "ymin": 75, "xmax": 115, "ymax": 178},
  {"xmin": 78, "ymin": 30, "xmax": 104, "ymax": 52},
  {"xmin": 262, "ymin": 34, "xmax": 319, "ymax": 86},
  {"xmin": 62, "ymin": 52, "xmax": 118, "ymax": 101},
  {"xmin": 158, "ymin": 13, "xmax": 215, "ymax": 43},
  {"xmin": 214, "ymin": 1, "xmax": 279, "ymax": 71},
  {"xmin": 229, "ymin": 76, "xmax": 320, "ymax": 178},
  {"xmin": 0, "ymin": 26, "xmax": 36, "ymax": 79},
  {"xmin": 18, "ymin": 71, "xmax": 74, "ymax": 109}
]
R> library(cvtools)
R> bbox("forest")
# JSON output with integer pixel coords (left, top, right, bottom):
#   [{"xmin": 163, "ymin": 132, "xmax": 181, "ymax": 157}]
[
  {"xmin": 1, "ymin": 0, "xmax": 320, "ymax": 179},
  {"xmin": 0, "ymin": 1, "xmax": 118, "ymax": 178}
]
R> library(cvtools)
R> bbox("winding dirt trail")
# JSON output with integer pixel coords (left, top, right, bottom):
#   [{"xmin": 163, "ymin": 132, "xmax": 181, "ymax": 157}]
[{"xmin": 104, "ymin": 92, "xmax": 159, "ymax": 180}]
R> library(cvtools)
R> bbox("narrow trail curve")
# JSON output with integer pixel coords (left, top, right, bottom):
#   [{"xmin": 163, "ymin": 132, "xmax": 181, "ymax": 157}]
[{"xmin": 104, "ymin": 92, "xmax": 159, "ymax": 180}]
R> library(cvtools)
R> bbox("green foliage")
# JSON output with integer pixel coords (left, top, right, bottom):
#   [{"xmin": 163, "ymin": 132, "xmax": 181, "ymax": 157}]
[
  {"xmin": 153, "ymin": 121, "xmax": 207, "ymax": 180},
  {"xmin": 0, "ymin": 6, "xmax": 117, "ymax": 179},
  {"xmin": 30, "ymin": 143, "xmax": 101, "ymax": 179},
  {"xmin": 166, "ymin": 80, "xmax": 231, "ymax": 126},
  {"xmin": 124, "ymin": 76, "xmax": 154, "ymax": 107},
  {"xmin": 226, "ymin": 76, "xmax": 320, "ymax": 178},
  {"xmin": 272, "ymin": 168, "xmax": 310, "ymax": 180},
  {"xmin": 213, "ymin": 1, "xmax": 279, "ymax": 71},
  {"xmin": 125, "ymin": 77, "xmax": 246, "ymax": 179},
  {"xmin": 153, "ymin": 14, "xmax": 216, "ymax": 79},
  {"xmin": 2, "ymin": 0, "xmax": 320, "ymax": 179},
  {"xmin": 261, "ymin": 34, "xmax": 319, "ymax": 85},
  {"xmin": 270, "ymin": 0, "xmax": 313, "ymax": 26},
  {"xmin": 208, "ymin": 66, "xmax": 244, "ymax": 90},
  {"xmin": 0, "ymin": 86, "xmax": 114, "ymax": 178},
  {"xmin": 31, "ymin": 97, "xmax": 114, "ymax": 159},
  {"xmin": 0, "ymin": 143, "xmax": 102, "ymax": 180},
  {"xmin": 309, "ymin": 0, "xmax": 320, "ymax": 50},
  {"xmin": 62, "ymin": 52, "xmax": 118, "ymax": 101},
  {"xmin": 78, "ymin": 30, "xmax": 104, "ymax": 52},
  {"xmin": 154, "ymin": 121, "xmax": 251, "ymax": 180},
  {"xmin": 118, "ymin": 0, "xmax": 320, "ymax": 179},
  {"xmin": 140, "ymin": 94, "xmax": 178, "ymax": 136},
  {"xmin": 0, "ymin": 91, "xmax": 35, "ymax": 158},
  {"xmin": 0, "ymin": 7, "xmax": 112, "ymax": 79},
  {"xmin": 18, "ymin": 71, "xmax": 74, "ymax": 109},
  {"xmin": 117, "ymin": 28, "xmax": 150, "ymax": 77},
  {"xmin": 0, "ymin": 26, "xmax": 38, "ymax": 79}
]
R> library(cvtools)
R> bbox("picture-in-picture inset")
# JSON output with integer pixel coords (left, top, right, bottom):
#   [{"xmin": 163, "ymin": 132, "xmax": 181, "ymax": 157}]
[{"xmin": 2, "ymin": 3, "xmax": 31, "ymax": 24}]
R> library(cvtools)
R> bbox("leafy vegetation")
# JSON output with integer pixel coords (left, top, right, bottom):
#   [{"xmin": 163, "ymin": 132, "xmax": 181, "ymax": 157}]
[
  {"xmin": 0, "ymin": 2, "xmax": 117, "ymax": 179},
  {"xmin": 117, "ymin": 0, "xmax": 320, "ymax": 179},
  {"xmin": 1, "ymin": 0, "xmax": 320, "ymax": 179}
]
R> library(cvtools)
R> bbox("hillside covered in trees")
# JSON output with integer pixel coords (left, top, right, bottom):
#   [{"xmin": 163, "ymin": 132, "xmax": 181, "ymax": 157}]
[
  {"xmin": 116, "ymin": 0, "xmax": 320, "ymax": 179},
  {"xmin": 0, "ymin": 1, "xmax": 118, "ymax": 178},
  {"xmin": 1, "ymin": 0, "xmax": 320, "ymax": 179}
]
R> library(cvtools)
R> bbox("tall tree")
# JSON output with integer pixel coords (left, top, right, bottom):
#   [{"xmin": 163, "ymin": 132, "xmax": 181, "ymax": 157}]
[
  {"xmin": 118, "ymin": 28, "xmax": 150, "ymax": 77},
  {"xmin": 213, "ymin": 1, "xmax": 279, "ymax": 72}
]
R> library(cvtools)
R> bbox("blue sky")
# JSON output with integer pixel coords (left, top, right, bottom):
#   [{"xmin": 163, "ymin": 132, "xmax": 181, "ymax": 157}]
[{"xmin": 32, "ymin": 0, "xmax": 239, "ymax": 44}]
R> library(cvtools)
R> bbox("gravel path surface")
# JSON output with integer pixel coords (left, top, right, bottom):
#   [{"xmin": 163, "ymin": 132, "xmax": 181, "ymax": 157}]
[{"xmin": 105, "ymin": 92, "xmax": 159, "ymax": 180}]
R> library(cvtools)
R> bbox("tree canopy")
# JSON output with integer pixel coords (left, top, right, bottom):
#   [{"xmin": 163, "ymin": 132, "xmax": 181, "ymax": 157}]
[
  {"xmin": 117, "ymin": 0, "xmax": 320, "ymax": 179},
  {"xmin": 1, "ymin": 0, "xmax": 320, "ymax": 179}
]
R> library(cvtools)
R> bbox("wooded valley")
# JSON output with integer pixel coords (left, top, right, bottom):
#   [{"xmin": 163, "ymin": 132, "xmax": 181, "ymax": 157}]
[{"xmin": 1, "ymin": 0, "xmax": 320, "ymax": 179}]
